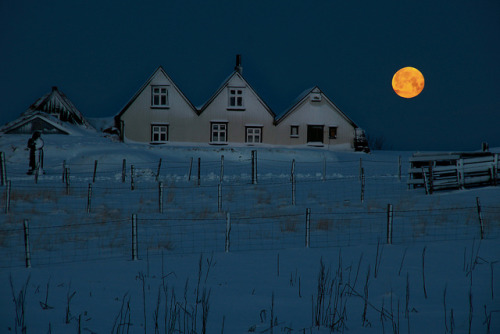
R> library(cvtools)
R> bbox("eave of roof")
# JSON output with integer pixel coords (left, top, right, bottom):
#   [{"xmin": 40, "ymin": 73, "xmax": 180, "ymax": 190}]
[{"xmin": 0, "ymin": 112, "xmax": 72, "ymax": 135}]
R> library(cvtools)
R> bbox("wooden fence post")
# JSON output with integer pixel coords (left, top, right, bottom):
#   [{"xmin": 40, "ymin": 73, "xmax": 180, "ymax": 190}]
[
  {"xmin": 387, "ymin": 204, "xmax": 394, "ymax": 244},
  {"xmin": 457, "ymin": 158, "xmax": 465, "ymax": 189},
  {"xmin": 322, "ymin": 157, "xmax": 326, "ymax": 181},
  {"xmin": 476, "ymin": 197, "xmax": 484, "ymax": 240},
  {"xmin": 359, "ymin": 158, "xmax": 363, "ymax": 181},
  {"xmin": 225, "ymin": 212, "xmax": 231, "ymax": 253},
  {"xmin": 65, "ymin": 168, "xmax": 70, "ymax": 195},
  {"xmin": 291, "ymin": 159, "xmax": 296, "ymax": 206},
  {"xmin": 86, "ymin": 184, "xmax": 92, "ymax": 213},
  {"xmin": 93, "ymin": 160, "xmax": 98, "ymax": 183},
  {"xmin": 130, "ymin": 165, "xmax": 135, "ymax": 190},
  {"xmin": 398, "ymin": 156, "xmax": 402, "ymax": 182},
  {"xmin": 34, "ymin": 165, "xmax": 39, "ymax": 184},
  {"xmin": 305, "ymin": 208, "xmax": 311, "ymax": 248},
  {"xmin": 23, "ymin": 219, "xmax": 31, "ymax": 268},
  {"xmin": 122, "ymin": 159, "xmax": 126, "ymax": 183},
  {"xmin": 218, "ymin": 184, "xmax": 222, "ymax": 213},
  {"xmin": 188, "ymin": 157, "xmax": 193, "ymax": 181},
  {"xmin": 251, "ymin": 150, "xmax": 258, "ymax": 185},
  {"xmin": 0, "ymin": 152, "xmax": 6, "ymax": 186},
  {"xmin": 492, "ymin": 154, "xmax": 498, "ymax": 186},
  {"xmin": 156, "ymin": 158, "xmax": 162, "ymax": 182},
  {"xmin": 5, "ymin": 180, "xmax": 11, "ymax": 214},
  {"xmin": 428, "ymin": 164, "xmax": 434, "ymax": 194},
  {"xmin": 361, "ymin": 167, "xmax": 365, "ymax": 203},
  {"xmin": 159, "ymin": 182, "xmax": 164, "ymax": 214},
  {"xmin": 62, "ymin": 160, "xmax": 66, "ymax": 183},
  {"xmin": 197, "ymin": 158, "xmax": 201, "ymax": 186},
  {"xmin": 220, "ymin": 155, "xmax": 224, "ymax": 183},
  {"xmin": 132, "ymin": 214, "xmax": 138, "ymax": 260}
]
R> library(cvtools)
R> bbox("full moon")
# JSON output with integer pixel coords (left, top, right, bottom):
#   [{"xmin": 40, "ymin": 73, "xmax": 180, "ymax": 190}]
[{"xmin": 392, "ymin": 67, "xmax": 425, "ymax": 98}]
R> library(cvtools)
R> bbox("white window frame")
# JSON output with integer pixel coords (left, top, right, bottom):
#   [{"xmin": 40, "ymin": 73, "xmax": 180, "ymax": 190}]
[
  {"xmin": 151, "ymin": 85, "xmax": 169, "ymax": 108},
  {"xmin": 228, "ymin": 87, "xmax": 244, "ymax": 110},
  {"xmin": 246, "ymin": 127, "xmax": 262, "ymax": 144},
  {"xmin": 151, "ymin": 124, "xmax": 168, "ymax": 143},
  {"xmin": 211, "ymin": 123, "xmax": 228, "ymax": 144},
  {"xmin": 290, "ymin": 125, "xmax": 299, "ymax": 138}
]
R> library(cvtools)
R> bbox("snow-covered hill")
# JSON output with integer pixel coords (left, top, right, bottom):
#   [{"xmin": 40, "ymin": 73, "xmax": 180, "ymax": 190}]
[{"xmin": 1, "ymin": 133, "xmax": 499, "ymax": 333}]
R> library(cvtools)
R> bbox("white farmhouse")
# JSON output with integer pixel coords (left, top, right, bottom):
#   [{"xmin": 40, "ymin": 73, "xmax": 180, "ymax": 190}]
[
  {"xmin": 115, "ymin": 56, "xmax": 369, "ymax": 151},
  {"xmin": 273, "ymin": 86, "xmax": 360, "ymax": 149}
]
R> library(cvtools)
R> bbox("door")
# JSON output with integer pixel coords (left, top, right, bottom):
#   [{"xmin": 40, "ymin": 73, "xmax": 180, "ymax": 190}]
[{"xmin": 307, "ymin": 125, "xmax": 324, "ymax": 143}]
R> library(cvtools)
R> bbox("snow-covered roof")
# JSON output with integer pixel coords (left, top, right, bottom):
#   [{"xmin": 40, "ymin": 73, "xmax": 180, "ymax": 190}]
[
  {"xmin": 0, "ymin": 111, "xmax": 92, "ymax": 135},
  {"xmin": 25, "ymin": 86, "xmax": 92, "ymax": 128}
]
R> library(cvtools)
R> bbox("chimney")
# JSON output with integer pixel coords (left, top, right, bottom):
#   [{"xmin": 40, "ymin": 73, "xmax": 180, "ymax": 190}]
[
  {"xmin": 52, "ymin": 86, "xmax": 58, "ymax": 92},
  {"xmin": 235, "ymin": 54, "xmax": 243, "ymax": 74}
]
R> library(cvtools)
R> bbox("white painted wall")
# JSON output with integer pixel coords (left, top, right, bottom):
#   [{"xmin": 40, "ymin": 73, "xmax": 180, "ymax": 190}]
[
  {"xmin": 196, "ymin": 73, "xmax": 275, "ymax": 144},
  {"xmin": 119, "ymin": 70, "xmax": 358, "ymax": 150},
  {"xmin": 120, "ymin": 69, "xmax": 198, "ymax": 143},
  {"xmin": 273, "ymin": 90, "xmax": 356, "ymax": 149}
]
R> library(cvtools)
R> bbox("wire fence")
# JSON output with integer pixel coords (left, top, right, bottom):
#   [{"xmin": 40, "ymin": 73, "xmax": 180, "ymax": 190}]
[
  {"xmin": 1, "ymin": 205, "xmax": 499, "ymax": 269},
  {"xmin": 0, "ymin": 155, "xmax": 499, "ymax": 268}
]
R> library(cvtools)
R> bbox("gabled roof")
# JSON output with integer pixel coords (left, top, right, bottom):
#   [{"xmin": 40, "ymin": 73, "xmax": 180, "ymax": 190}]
[
  {"xmin": 26, "ymin": 86, "xmax": 91, "ymax": 127},
  {"xmin": 1, "ymin": 112, "xmax": 73, "ymax": 135},
  {"xmin": 198, "ymin": 71, "xmax": 276, "ymax": 118},
  {"xmin": 275, "ymin": 86, "xmax": 358, "ymax": 127},
  {"xmin": 115, "ymin": 66, "xmax": 198, "ymax": 121}
]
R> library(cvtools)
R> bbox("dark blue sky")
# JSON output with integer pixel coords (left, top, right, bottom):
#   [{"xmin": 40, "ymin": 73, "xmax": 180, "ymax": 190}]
[{"xmin": 1, "ymin": 0, "xmax": 499, "ymax": 150}]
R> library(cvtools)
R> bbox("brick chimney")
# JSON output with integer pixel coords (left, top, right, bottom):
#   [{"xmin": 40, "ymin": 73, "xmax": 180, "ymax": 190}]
[{"xmin": 234, "ymin": 54, "xmax": 243, "ymax": 74}]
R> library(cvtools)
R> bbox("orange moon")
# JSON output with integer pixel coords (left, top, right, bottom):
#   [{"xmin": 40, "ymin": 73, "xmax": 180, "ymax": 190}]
[{"xmin": 392, "ymin": 67, "xmax": 425, "ymax": 98}]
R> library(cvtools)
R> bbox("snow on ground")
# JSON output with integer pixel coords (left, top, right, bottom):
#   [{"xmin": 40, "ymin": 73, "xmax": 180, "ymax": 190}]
[{"xmin": 0, "ymin": 132, "xmax": 499, "ymax": 333}]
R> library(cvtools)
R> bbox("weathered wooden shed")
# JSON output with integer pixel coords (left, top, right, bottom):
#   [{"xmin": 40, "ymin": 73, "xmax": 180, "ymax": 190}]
[{"xmin": 1, "ymin": 86, "xmax": 93, "ymax": 135}]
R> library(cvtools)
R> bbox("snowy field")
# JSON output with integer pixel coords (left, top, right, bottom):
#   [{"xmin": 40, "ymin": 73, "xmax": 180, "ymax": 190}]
[{"xmin": 0, "ymin": 132, "xmax": 499, "ymax": 333}]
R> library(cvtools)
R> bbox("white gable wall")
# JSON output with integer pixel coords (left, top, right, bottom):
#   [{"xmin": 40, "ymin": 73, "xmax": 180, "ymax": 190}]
[
  {"xmin": 120, "ymin": 70, "xmax": 197, "ymax": 143},
  {"xmin": 196, "ymin": 74, "xmax": 275, "ymax": 144},
  {"xmin": 274, "ymin": 93, "xmax": 357, "ymax": 148}
]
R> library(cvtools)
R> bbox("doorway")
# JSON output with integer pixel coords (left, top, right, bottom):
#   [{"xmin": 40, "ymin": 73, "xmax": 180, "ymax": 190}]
[{"xmin": 307, "ymin": 125, "xmax": 324, "ymax": 143}]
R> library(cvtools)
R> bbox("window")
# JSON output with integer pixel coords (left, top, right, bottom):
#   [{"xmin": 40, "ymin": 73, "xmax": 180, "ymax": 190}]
[
  {"xmin": 290, "ymin": 126, "xmax": 299, "ymax": 137},
  {"xmin": 246, "ymin": 127, "xmax": 262, "ymax": 143},
  {"xmin": 151, "ymin": 86, "xmax": 169, "ymax": 107},
  {"xmin": 228, "ymin": 87, "xmax": 244, "ymax": 109},
  {"xmin": 211, "ymin": 123, "xmax": 227, "ymax": 143},
  {"xmin": 329, "ymin": 127, "xmax": 338, "ymax": 139},
  {"xmin": 151, "ymin": 124, "xmax": 168, "ymax": 143}
]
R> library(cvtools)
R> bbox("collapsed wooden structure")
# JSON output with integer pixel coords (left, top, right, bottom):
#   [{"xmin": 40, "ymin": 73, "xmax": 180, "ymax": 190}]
[{"xmin": 408, "ymin": 152, "xmax": 499, "ymax": 193}]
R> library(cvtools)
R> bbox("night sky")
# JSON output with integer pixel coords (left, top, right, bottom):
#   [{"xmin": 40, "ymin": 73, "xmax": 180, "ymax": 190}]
[{"xmin": 1, "ymin": 0, "xmax": 499, "ymax": 151}]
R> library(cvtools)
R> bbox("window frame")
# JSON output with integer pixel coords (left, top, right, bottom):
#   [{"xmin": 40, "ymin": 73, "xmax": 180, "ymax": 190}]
[
  {"xmin": 151, "ymin": 85, "xmax": 170, "ymax": 108},
  {"xmin": 210, "ymin": 122, "xmax": 228, "ymax": 144},
  {"xmin": 151, "ymin": 124, "xmax": 169, "ymax": 143},
  {"xmin": 329, "ymin": 126, "xmax": 338, "ymax": 139},
  {"xmin": 290, "ymin": 125, "xmax": 299, "ymax": 138},
  {"xmin": 227, "ymin": 87, "xmax": 245, "ymax": 110},
  {"xmin": 245, "ymin": 126, "xmax": 263, "ymax": 144}
]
